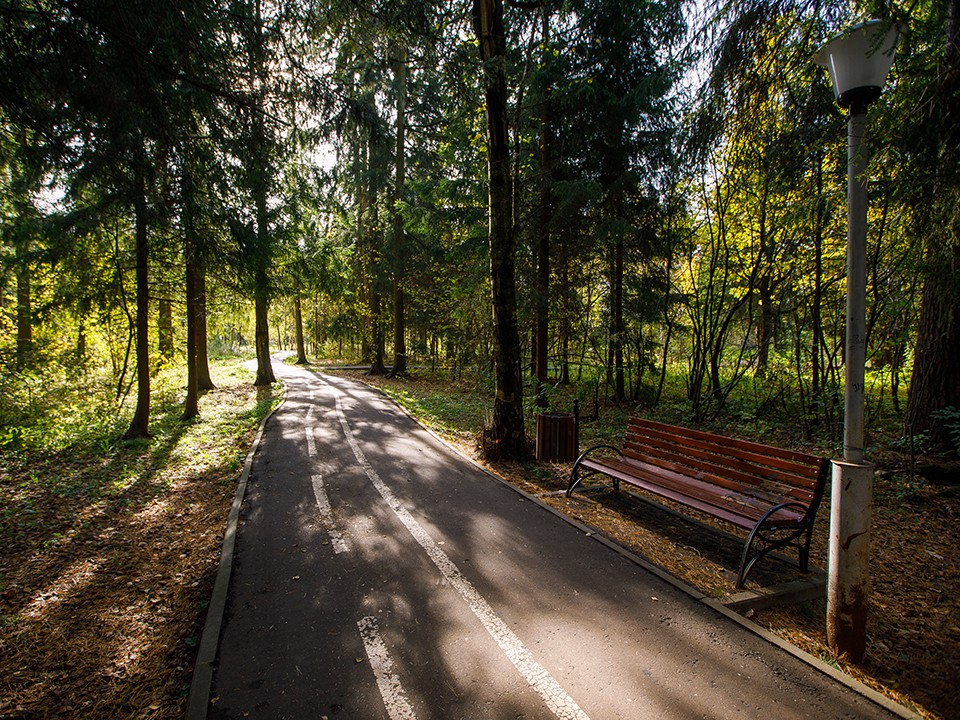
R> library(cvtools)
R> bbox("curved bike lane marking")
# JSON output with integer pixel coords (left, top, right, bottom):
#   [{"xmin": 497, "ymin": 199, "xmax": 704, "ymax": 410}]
[{"xmin": 325, "ymin": 378, "xmax": 591, "ymax": 720}]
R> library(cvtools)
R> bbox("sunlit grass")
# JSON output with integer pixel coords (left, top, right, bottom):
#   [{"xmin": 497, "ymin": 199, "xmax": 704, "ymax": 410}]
[
  {"xmin": 0, "ymin": 357, "xmax": 278, "ymax": 554},
  {"xmin": 367, "ymin": 372, "xmax": 491, "ymax": 445}
]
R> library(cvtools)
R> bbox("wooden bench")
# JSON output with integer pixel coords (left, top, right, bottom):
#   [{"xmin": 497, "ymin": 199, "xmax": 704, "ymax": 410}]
[{"xmin": 566, "ymin": 418, "xmax": 829, "ymax": 588}]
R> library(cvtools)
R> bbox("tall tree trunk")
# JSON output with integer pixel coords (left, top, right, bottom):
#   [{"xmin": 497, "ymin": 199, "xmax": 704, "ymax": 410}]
[
  {"xmin": 367, "ymin": 151, "xmax": 387, "ymax": 376},
  {"xmin": 534, "ymin": 8, "xmax": 552, "ymax": 394},
  {"xmin": 370, "ymin": 286, "xmax": 386, "ymax": 374},
  {"xmin": 15, "ymin": 239, "xmax": 31, "ymax": 370},
  {"xmin": 158, "ymin": 296, "xmax": 174, "ymax": 362},
  {"xmin": 390, "ymin": 45, "xmax": 409, "ymax": 378},
  {"xmin": 754, "ymin": 183, "xmax": 773, "ymax": 377},
  {"xmin": 314, "ymin": 294, "xmax": 322, "ymax": 357},
  {"xmin": 611, "ymin": 237, "xmax": 626, "ymax": 402},
  {"xmin": 558, "ymin": 244, "xmax": 571, "ymax": 385},
  {"xmin": 356, "ymin": 138, "xmax": 371, "ymax": 365},
  {"xmin": 250, "ymin": 0, "xmax": 274, "ymax": 388},
  {"xmin": 254, "ymin": 292, "xmax": 273, "ymax": 385},
  {"xmin": 905, "ymin": 0, "xmax": 960, "ymax": 446},
  {"xmin": 474, "ymin": 0, "xmax": 527, "ymax": 459},
  {"xmin": 252, "ymin": 194, "xmax": 275, "ymax": 387},
  {"xmin": 181, "ymin": 161, "xmax": 200, "ymax": 419},
  {"xmin": 183, "ymin": 257, "xmax": 200, "ymax": 420},
  {"xmin": 123, "ymin": 165, "xmax": 151, "ymax": 439},
  {"xmin": 655, "ymin": 240, "xmax": 674, "ymax": 407},
  {"xmin": 196, "ymin": 269, "xmax": 215, "ymax": 390},
  {"xmin": 252, "ymin": 134, "xmax": 274, "ymax": 385},
  {"xmin": 907, "ymin": 262, "xmax": 960, "ymax": 443},
  {"xmin": 756, "ymin": 275, "xmax": 774, "ymax": 376},
  {"xmin": 294, "ymin": 294, "xmax": 308, "ymax": 364},
  {"xmin": 809, "ymin": 150, "xmax": 826, "ymax": 421},
  {"xmin": 391, "ymin": 283, "xmax": 406, "ymax": 374}
]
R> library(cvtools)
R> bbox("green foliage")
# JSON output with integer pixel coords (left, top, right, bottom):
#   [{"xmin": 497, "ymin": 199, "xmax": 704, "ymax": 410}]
[
  {"xmin": 891, "ymin": 472, "xmax": 924, "ymax": 503},
  {"xmin": 370, "ymin": 372, "xmax": 492, "ymax": 444},
  {"xmin": 0, "ymin": 357, "xmax": 276, "ymax": 552},
  {"xmin": 0, "ymin": 0, "xmax": 954, "ymax": 460},
  {"xmin": 0, "ymin": 362, "xmax": 126, "ymax": 455},
  {"xmin": 889, "ymin": 407, "xmax": 960, "ymax": 457},
  {"xmin": 931, "ymin": 406, "xmax": 960, "ymax": 456}
]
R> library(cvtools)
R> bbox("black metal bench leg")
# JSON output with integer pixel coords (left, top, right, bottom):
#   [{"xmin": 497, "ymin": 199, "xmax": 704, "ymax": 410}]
[
  {"xmin": 736, "ymin": 532, "xmax": 760, "ymax": 589},
  {"xmin": 798, "ymin": 526, "xmax": 814, "ymax": 573},
  {"xmin": 566, "ymin": 466, "xmax": 583, "ymax": 497},
  {"xmin": 566, "ymin": 445, "xmax": 623, "ymax": 497},
  {"xmin": 737, "ymin": 503, "xmax": 810, "ymax": 588}
]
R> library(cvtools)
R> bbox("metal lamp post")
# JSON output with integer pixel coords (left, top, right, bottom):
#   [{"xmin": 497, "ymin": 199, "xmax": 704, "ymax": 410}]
[{"xmin": 815, "ymin": 20, "xmax": 898, "ymax": 662}]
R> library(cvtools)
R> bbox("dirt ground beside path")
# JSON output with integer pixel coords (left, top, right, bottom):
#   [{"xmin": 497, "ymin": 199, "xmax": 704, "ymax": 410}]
[{"xmin": 0, "ymin": 372, "xmax": 275, "ymax": 719}]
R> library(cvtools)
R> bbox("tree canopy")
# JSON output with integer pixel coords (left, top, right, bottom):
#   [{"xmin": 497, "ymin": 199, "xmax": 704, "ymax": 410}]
[{"xmin": 2, "ymin": 0, "xmax": 959, "ymax": 453}]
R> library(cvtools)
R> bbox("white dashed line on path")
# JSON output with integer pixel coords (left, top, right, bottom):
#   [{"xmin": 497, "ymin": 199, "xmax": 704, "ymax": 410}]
[
  {"xmin": 310, "ymin": 474, "xmax": 349, "ymax": 554},
  {"xmin": 357, "ymin": 615, "xmax": 419, "ymax": 720},
  {"xmin": 328, "ymin": 383, "xmax": 591, "ymax": 720}
]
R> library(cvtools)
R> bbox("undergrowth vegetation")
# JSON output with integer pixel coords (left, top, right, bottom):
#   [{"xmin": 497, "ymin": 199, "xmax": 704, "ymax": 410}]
[
  {"xmin": 2, "ymin": 353, "xmax": 955, "ymax": 718},
  {"xmin": 356, "ymin": 360, "xmax": 935, "ymax": 461}
]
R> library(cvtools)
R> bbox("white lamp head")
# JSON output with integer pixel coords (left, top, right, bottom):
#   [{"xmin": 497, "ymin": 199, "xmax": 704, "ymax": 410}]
[{"xmin": 815, "ymin": 20, "xmax": 899, "ymax": 111}]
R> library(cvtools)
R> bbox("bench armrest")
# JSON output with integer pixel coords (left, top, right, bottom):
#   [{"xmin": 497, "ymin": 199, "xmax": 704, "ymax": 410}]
[
  {"xmin": 574, "ymin": 444, "xmax": 621, "ymax": 463},
  {"xmin": 756, "ymin": 500, "xmax": 810, "ymax": 527},
  {"xmin": 567, "ymin": 444, "xmax": 622, "ymax": 496},
  {"xmin": 738, "ymin": 500, "xmax": 817, "ymax": 587}
]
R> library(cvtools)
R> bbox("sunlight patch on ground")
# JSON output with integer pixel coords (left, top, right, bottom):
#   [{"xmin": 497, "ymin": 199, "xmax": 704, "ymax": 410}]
[{"xmin": 20, "ymin": 556, "xmax": 105, "ymax": 621}]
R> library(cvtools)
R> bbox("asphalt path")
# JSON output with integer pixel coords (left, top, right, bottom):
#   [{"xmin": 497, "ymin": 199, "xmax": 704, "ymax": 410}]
[{"xmin": 206, "ymin": 359, "xmax": 904, "ymax": 720}]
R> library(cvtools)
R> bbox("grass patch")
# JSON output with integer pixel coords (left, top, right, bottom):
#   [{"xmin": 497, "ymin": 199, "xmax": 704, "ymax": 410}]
[{"xmin": 352, "ymin": 370, "xmax": 492, "ymax": 447}]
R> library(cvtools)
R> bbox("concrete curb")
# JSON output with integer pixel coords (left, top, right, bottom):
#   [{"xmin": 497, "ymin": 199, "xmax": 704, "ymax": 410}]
[
  {"xmin": 185, "ymin": 384, "xmax": 285, "ymax": 720},
  {"xmin": 699, "ymin": 597, "xmax": 921, "ymax": 719},
  {"xmin": 336, "ymin": 371, "xmax": 921, "ymax": 720}
]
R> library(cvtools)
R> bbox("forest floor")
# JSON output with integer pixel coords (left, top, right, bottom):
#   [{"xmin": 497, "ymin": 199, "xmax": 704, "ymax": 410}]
[
  {"xmin": 1, "ymin": 363, "xmax": 956, "ymax": 719},
  {"xmin": 348, "ymin": 369, "xmax": 960, "ymax": 720},
  {"xmin": 0, "ymin": 361, "xmax": 278, "ymax": 720}
]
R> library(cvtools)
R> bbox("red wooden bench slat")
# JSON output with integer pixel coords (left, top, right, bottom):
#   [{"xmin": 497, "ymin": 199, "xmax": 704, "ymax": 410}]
[
  {"xmin": 625, "ymin": 421, "xmax": 821, "ymax": 486},
  {"xmin": 578, "ymin": 456, "xmax": 804, "ymax": 527},
  {"xmin": 620, "ymin": 441, "xmax": 814, "ymax": 504},
  {"xmin": 623, "ymin": 430, "xmax": 821, "ymax": 488},
  {"xmin": 567, "ymin": 416, "xmax": 829, "ymax": 588},
  {"xmin": 633, "ymin": 418, "xmax": 821, "ymax": 468}
]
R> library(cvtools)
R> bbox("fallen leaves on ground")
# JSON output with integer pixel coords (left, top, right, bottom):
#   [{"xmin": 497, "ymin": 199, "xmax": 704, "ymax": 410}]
[{"xmin": 0, "ymin": 378, "xmax": 273, "ymax": 719}]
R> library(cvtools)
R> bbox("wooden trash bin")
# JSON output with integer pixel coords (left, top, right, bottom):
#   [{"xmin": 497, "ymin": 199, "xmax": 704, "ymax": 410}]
[{"xmin": 535, "ymin": 412, "xmax": 577, "ymax": 462}]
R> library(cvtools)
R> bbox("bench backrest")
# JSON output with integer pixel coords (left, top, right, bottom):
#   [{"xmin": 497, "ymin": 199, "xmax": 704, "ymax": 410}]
[{"xmin": 622, "ymin": 418, "xmax": 829, "ymax": 516}]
